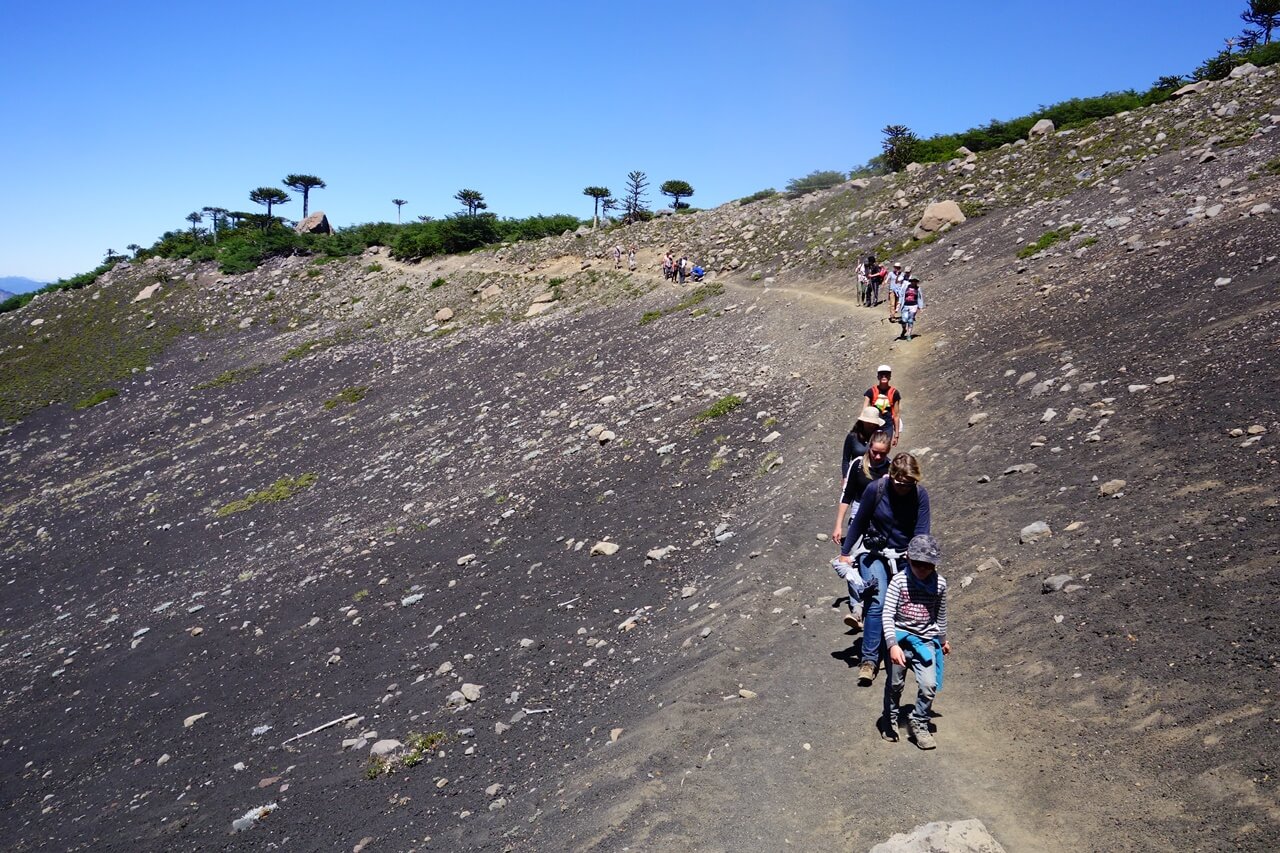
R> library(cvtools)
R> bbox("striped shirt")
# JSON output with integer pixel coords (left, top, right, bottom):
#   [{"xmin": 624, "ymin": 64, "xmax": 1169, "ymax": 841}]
[{"xmin": 883, "ymin": 569, "xmax": 948, "ymax": 646}]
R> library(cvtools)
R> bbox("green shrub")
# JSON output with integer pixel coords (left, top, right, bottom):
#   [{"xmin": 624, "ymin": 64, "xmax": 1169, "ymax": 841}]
[
  {"xmin": 73, "ymin": 388, "xmax": 118, "ymax": 409},
  {"xmin": 1264, "ymin": 156, "xmax": 1280, "ymax": 176},
  {"xmin": 1016, "ymin": 225, "xmax": 1080, "ymax": 259},
  {"xmin": 323, "ymin": 386, "xmax": 367, "ymax": 410},
  {"xmin": 216, "ymin": 473, "xmax": 317, "ymax": 517},
  {"xmin": 194, "ymin": 364, "xmax": 263, "ymax": 390},
  {"xmin": 739, "ymin": 188, "xmax": 778, "ymax": 205},
  {"xmin": 785, "ymin": 170, "xmax": 846, "ymax": 196},
  {"xmin": 696, "ymin": 394, "xmax": 744, "ymax": 421},
  {"xmin": 364, "ymin": 262, "xmax": 383, "ymax": 273},
  {"xmin": 430, "ymin": 277, "xmax": 447, "ymax": 289},
  {"xmin": 639, "ymin": 310, "xmax": 663, "ymax": 326}
]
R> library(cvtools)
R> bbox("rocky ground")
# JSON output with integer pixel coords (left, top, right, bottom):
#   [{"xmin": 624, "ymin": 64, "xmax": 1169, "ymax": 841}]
[{"xmin": 1, "ymin": 67, "xmax": 1278, "ymax": 852}]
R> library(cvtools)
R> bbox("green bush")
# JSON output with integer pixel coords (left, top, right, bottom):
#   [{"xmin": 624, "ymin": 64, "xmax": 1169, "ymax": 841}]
[
  {"xmin": 1016, "ymin": 225, "xmax": 1079, "ymax": 259},
  {"xmin": 695, "ymin": 394, "xmax": 744, "ymax": 421},
  {"xmin": 785, "ymin": 170, "xmax": 846, "ymax": 196},
  {"xmin": 739, "ymin": 188, "xmax": 777, "ymax": 205},
  {"xmin": 216, "ymin": 473, "xmax": 317, "ymax": 517},
  {"xmin": 73, "ymin": 387, "xmax": 118, "ymax": 409}
]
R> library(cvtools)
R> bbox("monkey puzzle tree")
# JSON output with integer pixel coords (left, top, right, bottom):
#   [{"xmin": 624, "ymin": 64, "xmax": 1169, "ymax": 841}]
[
  {"xmin": 454, "ymin": 189, "xmax": 486, "ymax": 216},
  {"xmin": 622, "ymin": 171, "xmax": 649, "ymax": 223},
  {"xmin": 659, "ymin": 179, "xmax": 694, "ymax": 210},
  {"xmin": 583, "ymin": 186, "xmax": 611, "ymax": 227},
  {"xmin": 283, "ymin": 174, "xmax": 326, "ymax": 218},
  {"xmin": 249, "ymin": 187, "xmax": 290, "ymax": 227},
  {"xmin": 881, "ymin": 124, "xmax": 920, "ymax": 173},
  {"xmin": 1242, "ymin": 0, "xmax": 1280, "ymax": 44},
  {"xmin": 201, "ymin": 206, "xmax": 229, "ymax": 244},
  {"xmin": 185, "ymin": 211, "xmax": 203, "ymax": 238},
  {"xmin": 392, "ymin": 198, "xmax": 407, "ymax": 223}
]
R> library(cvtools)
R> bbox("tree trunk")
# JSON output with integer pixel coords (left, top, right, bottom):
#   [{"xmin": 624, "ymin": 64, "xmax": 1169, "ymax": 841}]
[{"xmin": 302, "ymin": 191, "xmax": 309, "ymax": 218}]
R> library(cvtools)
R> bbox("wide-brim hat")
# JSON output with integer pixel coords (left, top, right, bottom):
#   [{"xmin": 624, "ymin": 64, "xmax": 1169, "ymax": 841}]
[{"xmin": 857, "ymin": 405, "xmax": 883, "ymax": 427}]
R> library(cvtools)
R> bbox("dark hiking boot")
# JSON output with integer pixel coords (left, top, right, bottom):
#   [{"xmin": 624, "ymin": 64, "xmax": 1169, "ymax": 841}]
[{"xmin": 907, "ymin": 718, "xmax": 936, "ymax": 750}]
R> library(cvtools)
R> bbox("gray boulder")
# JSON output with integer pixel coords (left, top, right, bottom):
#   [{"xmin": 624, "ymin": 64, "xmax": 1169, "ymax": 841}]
[
  {"xmin": 1029, "ymin": 118, "xmax": 1055, "ymax": 138},
  {"xmin": 913, "ymin": 200, "xmax": 966, "ymax": 239},
  {"xmin": 294, "ymin": 211, "xmax": 333, "ymax": 235}
]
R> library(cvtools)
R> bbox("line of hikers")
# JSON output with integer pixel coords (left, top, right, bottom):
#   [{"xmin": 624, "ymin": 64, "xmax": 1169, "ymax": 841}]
[
  {"xmin": 857, "ymin": 256, "xmax": 925, "ymax": 341},
  {"xmin": 830, "ymin": 363, "xmax": 949, "ymax": 750}
]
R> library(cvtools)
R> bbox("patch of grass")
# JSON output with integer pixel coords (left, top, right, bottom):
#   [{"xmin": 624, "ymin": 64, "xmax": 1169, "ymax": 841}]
[
  {"xmin": 306, "ymin": 268, "xmax": 323, "ymax": 278},
  {"xmin": 194, "ymin": 363, "xmax": 263, "ymax": 390},
  {"xmin": 763, "ymin": 416, "xmax": 778, "ymax": 428},
  {"xmin": 548, "ymin": 277, "xmax": 565, "ymax": 286},
  {"xmin": 695, "ymin": 394, "xmax": 744, "ymax": 422},
  {"xmin": 756, "ymin": 451, "xmax": 781, "ymax": 475},
  {"xmin": 1264, "ymin": 156, "xmax": 1280, "ymax": 177},
  {"xmin": 73, "ymin": 387, "xmax": 118, "ymax": 409},
  {"xmin": 641, "ymin": 283, "xmax": 725, "ymax": 326},
  {"xmin": 216, "ymin": 473, "xmax": 318, "ymax": 517},
  {"xmin": 1078, "ymin": 236, "xmax": 1098, "ymax": 248},
  {"xmin": 639, "ymin": 310, "xmax": 663, "ymax": 326},
  {"xmin": 263, "ymin": 290, "xmax": 276, "ymax": 302},
  {"xmin": 430, "ymin": 277, "xmax": 447, "ymax": 289},
  {"xmin": 365, "ymin": 757, "xmax": 389, "ymax": 779},
  {"xmin": 353, "ymin": 589, "xmax": 369, "ymax": 602},
  {"xmin": 365, "ymin": 262, "xmax": 384, "ymax": 273},
  {"xmin": 1016, "ymin": 224, "xmax": 1080, "ymax": 259},
  {"xmin": 323, "ymin": 386, "xmax": 367, "ymax": 410},
  {"xmin": 365, "ymin": 731, "xmax": 446, "ymax": 777},
  {"xmin": 708, "ymin": 457, "xmax": 727, "ymax": 472},
  {"xmin": 282, "ymin": 334, "xmax": 343, "ymax": 362}
]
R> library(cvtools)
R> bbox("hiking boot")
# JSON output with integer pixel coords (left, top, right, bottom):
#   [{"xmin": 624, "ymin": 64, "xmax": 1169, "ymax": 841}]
[
  {"xmin": 858, "ymin": 661, "xmax": 876, "ymax": 685},
  {"xmin": 843, "ymin": 612, "xmax": 862, "ymax": 631},
  {"xmin": 881, "ymin": 718, "xmax": 899, "ymax": 742},
  {"xmin": 907, "ymin": 718, "xmax": 936, "ymax": 750}
]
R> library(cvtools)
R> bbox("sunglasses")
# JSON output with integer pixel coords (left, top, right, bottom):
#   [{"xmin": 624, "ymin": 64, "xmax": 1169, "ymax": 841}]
[{"xmin": 891, "ymin": 477, "xmax": 915, "ymax": 486}]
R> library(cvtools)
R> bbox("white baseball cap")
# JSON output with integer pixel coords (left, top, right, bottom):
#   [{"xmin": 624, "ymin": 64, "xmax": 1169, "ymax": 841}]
[{"xmin": 877, "ymin": 364, "xmax": 892, "ymax": 374}]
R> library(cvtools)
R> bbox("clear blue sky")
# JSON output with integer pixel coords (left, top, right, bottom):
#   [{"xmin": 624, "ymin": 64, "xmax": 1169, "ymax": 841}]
[{"xmin": 0, "ymin": 0, "xmax": 1248, "ymax": 284}]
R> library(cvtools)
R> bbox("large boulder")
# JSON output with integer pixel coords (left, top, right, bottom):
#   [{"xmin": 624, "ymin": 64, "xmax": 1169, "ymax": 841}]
[
  {"xmin": 913, "ymin": 200, "xmax": 966, "ymax": 239},
  {"xmin": 294, "ymin": 211, "xmax": 333, "ymax": 235},
  {"xmin": 1029, "ymin": 118, "xmax": 1055, "ymax": 138},
  {"xmin": 869, "ymin": 819, "xmax": 1007, "ymax": 853},
  {"xmin": 1171, "ymin": 80, "xmax": 1210, "ymax": 98},
  {"xmin": 1228, "ymin": 62, "xmax": 1258, "ymax": 79}
]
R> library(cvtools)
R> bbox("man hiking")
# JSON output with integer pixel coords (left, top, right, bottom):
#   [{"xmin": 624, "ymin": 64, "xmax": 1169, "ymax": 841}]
[{"xmin": 881, "ymin": 534, "xmax": 950, "ymax": 749}]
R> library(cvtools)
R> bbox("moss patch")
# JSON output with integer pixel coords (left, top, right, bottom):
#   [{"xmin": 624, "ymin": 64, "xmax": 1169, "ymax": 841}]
[
  {"xmin": 323, "ymin": 386, "xmax": 367, "ymax": 410},
  {"xmin": 73, "ymin": 387, "xmax": 118, "ymax": 409},
  {"xmin": 695, "ymin": 394, "xmax": 744, "ymax": 422},
  {"xmin": 194, "ymin": 364, "xmax": 263, "ymax": 390},
  {"xmin": 216, "ymin": 473, "xmax": 318, "ymax": 517}
]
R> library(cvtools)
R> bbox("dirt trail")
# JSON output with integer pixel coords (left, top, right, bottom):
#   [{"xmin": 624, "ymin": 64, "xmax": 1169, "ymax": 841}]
[{"xmin": 544, "ymin": 277, "xmax": 1156, "ymax": 852}]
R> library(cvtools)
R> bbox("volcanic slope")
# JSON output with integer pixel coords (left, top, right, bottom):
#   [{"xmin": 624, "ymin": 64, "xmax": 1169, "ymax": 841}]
[{"xmin": 0, "ymin": 67, "xmax": 1278, "ymax": 852}]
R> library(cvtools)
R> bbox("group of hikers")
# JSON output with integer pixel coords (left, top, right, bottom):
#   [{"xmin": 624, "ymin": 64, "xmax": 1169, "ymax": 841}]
[
  {"xmin": 661, "ymin": 251, "xmax": 704, "ymax": 284},
  {"xmin": 857, "ymin": 256, "xmax": 925, "ymax": 341},
  {"xmin": 829, "ymin": 363, "xmax": 949, "ymax": 750}
]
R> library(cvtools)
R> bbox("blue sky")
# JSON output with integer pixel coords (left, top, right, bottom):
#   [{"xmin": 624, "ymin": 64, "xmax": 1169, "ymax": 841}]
[{"xmin": 0, "ymin": 0, "xmax": 1248, "ymax": 284}]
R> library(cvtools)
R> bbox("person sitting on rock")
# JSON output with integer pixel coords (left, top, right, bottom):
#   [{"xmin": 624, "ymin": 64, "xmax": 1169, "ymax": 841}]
[
  {"xmin": 837, "ymin": 452, "xmax": 931, "ymax": 686},
  {"xmin": 863, "ymin": 365, "xmax": 902, "ymax": 447},
  {"xmin": 881, "ymin": 534, "xmax": 949, "ymax": 749},
  {"xmin": 832, "ymin": 429, "xmax": 892, "ymax": 630}
]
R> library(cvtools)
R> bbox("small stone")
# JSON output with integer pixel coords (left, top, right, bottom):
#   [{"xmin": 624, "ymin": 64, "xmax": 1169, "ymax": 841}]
[
  {"xmin": 610, "ymin": 727, "xmax": 624, "ymax": 743},
  {"xmin": 976, "ymin": 557, "xmax": 1002, "ymax": 573},
  {"xmin": 1042, "ymin": 574, "xmax": 1074, "ymax": 594},
  {"xmin": 647, "ymin": 545, "xmax": 674, "ymax": 561},
  {"xmin": 1099, "ymin": 479, "xmax": 1127, "ymax": 497},
  {"xmin": 772, "ymin": 586, "xmax": 792, "ymax": 597},
  {"xmin": 1040, "ymin": 408, "xmax": 1057, "ymax": 423},
  {"xmin": 762, "ymin": 430, "xmax": 782, "ymax": 443},
  {"xmin": 354, "ymin": 837, "xmax": 375, "ymax": 853},
  {"xmin": 1250, "ymin": 203, "xmax": 1273, "ymax": 216},
  {"xmin": 369, "ymin": 740, "xmax": 403, "ymax": 757},
  {"xmin": 489, "ymin": 797, "xmax": 508, "ymax": 811},
  {"xmin": 460, "ymin": 683, "xmax": 482, "ymax": 702},
  {"xmin": 457, "ymin": 553, "xmax": 476, "ymax": 566},
  {"xmin": 590, "ymin": 540, "xmax": 620, "ymax": 556},
  {"xmin": 815, "ymin": 533, "xmax": 829, "ymax": 542},
  {"xmin": 519, "ymin": 638, "xmax": 535, "ymax": 648},
  {"xmin": 681, "ymin": 586, "xmax": 697, "ymax": 599},
  {"xmin": 436, "ymin": 661, "xmax": 453, "ymax": 676},
  {"xmin": 738, "ymin": 689, "xmax": 758, "ymax": 699},
  {"xmin": 1127, "ymin": 384, "xmax": 1149, "ymax": 394},
  {"xmin": 495, "ymin": 722, "xmax": 511, "ymax": 734},
  {"xmin": 967, "ymin": 412, "xmax": 989, "ymax": 427},
  {"xmin": 1246, "ymin": 425, "xmax": 1267, "ymax": 435},
  {"xmin": 1214, "ymin": 277, "xmax": 1232, "ymax": 288},
  {"xmin": 183, "ymin": 712, "xmax": 208, "ymax": 729},
  {"xmin": 1016, "ymin": 371, "xmax": 1037, "ymax": 386},
  {"xmin": 1065, "ymin": 521, "xmax": 1085, "ymax": 531},
  {"xmin": 1020, "ymin": 521, "xmax": 1052, "ymax": 544},
  {"xmin": 156, "ymin": 753, "xmax": 171, "ymax": 766}
]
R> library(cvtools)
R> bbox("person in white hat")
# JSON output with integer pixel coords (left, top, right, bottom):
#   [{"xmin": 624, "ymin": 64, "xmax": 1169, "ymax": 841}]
[
  {"xmin": 886, "ymin": 262, "xmax": 904, "ymax": 319},
  {"xmin": 863, "ymin": 365, "xmax": 902, "ymax": 446}
]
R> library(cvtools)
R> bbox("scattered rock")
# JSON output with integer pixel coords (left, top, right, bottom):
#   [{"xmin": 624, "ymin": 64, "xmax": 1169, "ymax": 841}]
[
  {"xmin": 133, "ymin": 283, "xmax": 162, "ymax": 302},
  {"xmin": 590, "ymin": 540, "xmax": 620, "ymax": 556},
  {"xmin": 976, "ymin": 557, "xmax": 1002, "ymax": 573},
  {"xmin": 1029, "ymin": 118, "xmax": 1055, "ymax": 138},
  {"xmin": 1020, "ymin": 521, "xmax": 1052, "ymax": 544},
  {"xmin": 681, "ymin": 586, "xmax": 697, "ymax": 599},
  {"xmin": 183, "ymin": 712, "xmax": 208, "ymax": 729},
  {"xmin": 869, "ymin": 818, "xmax": 1008, "ymax": 853},
  {"xmin": 434, "ymin": 307, "xmax": 454, "ymax": 322},
  {"xmin": 294, "ymin": 211, "xmax": 333, "ymax": 235},
  {"xmin": 967, "ymin": 412, "xmax": 989, "ymax": 427},
  {"xmin": 460, "ymin": 683, "xmax": 482, "ymax": 702},
  {"xmin": 738, "ymin": 689, "xmax": 758, "ymax": 699},
  {"xmin": 913, "ymin": 200, "xmax": 967, "ymax": 240},
  {"xmin": 1042, "ymin": 574, "xmax": 1075, "ymax": 594},
  {"xmin": 369, "ymin": 739, "xmax": 403, "ymax": 757},
  {"xmin": 1099, "ymin": 479, "xmax": 1127, "ymax": 497}
]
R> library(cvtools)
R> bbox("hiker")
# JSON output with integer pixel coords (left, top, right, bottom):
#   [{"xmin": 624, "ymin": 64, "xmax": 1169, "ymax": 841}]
[
  {"xmin": 662, "ymin": 252, "xmax": 674, "ymax": 281},
  {"xmin": 691, "ymin": 264, "xmax": 705, "ymax": 282},
  {"xmin": 882, "ymin": 534, "xmax": 949, "ymax": 749},
  {"xmin": 862, "ymin": 256, "xmax": 887, "ymax": 307},
  {"xmin": 888, "ymin": 263, "xmax": 910, "ymax": 320},
  {"xmin": 677, "ymin": 257, "xmax": 688, "ymax": 285},
  {"xmin": 863, "ymin": 365, "xmax": 902, "ymax": 447},
  {"xmin": 614, "ymin": 244, "xmax": 623, "ymax": 268},
  {"xmin": 899, "ymin": 276, "xmax": 924, "ymax": 340},
  {"xmin": 628, "ymin": 246, "xmax": 637, "ymax": 271},
  {"xmin": 836, "ymin": 452, "xmax": 931, "ymax": 685},
  {"xmin": 832, "ymin": 429, "xmax": 892, "ymax": 629},
  {"xmin": 885, "ymin": 262, "xmax": 904, "ymax": 317},
  {"xmin": 840, "ymin": 405, "xmax": 887, "ymax": 479}
]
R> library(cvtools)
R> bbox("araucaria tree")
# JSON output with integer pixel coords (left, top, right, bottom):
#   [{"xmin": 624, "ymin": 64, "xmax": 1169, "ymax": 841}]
[
  {"xmin": 1242, "ymin": 0, "xmax": 1280, "ymax": 44},
  {"xmin": 622, "ymin": 171, "xmax": 649, "ymax": 222},
  {"xmin": 249, "ymin": 187, "xmax": 291, "ymax": 225},
  {"xmin": 583, "ymin": 186, "xmax": 611, "ymax": 227},
  {"xmin": 201, "ymin": 206, "xmax": 228, "ymax": 244},
  {"xmin": 659, "ymin": 180, "xmax": 694, "ymax": 210},
  {"xmin": 283, "ymin": 174, "xmax": 326, "ymax": 218},
  {"xmin": 392, "ymin": 198, "xmax": 407, "ymax": 223},
  {"xmin": 881, "ymin": 124, "xmax": 920, "ymax": 173},
  {"xmin": 185, "ymin": 212, "xmax": 203, "ymax": 238},
  {"xmin": 454, "ymin": 189, "xmax": 486, "ymax": 216}
]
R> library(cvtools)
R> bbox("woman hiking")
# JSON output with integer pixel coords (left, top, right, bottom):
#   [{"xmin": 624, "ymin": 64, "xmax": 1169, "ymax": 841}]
[
  {"xmin": 832, "ymin": 429, "xmax": 892, "ymax": 629},
  {"xmin": 836, "ymin": 452, "xmax": 931, "ymax": 685}
]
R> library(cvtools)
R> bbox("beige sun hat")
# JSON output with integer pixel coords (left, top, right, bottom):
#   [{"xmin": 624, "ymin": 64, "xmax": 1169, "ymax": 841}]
[{"xmin": 857, "ymin": 405, "xmax": 884, "ymax": 427}]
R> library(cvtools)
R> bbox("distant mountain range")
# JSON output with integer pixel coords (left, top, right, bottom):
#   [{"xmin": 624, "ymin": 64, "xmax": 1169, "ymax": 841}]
[{"xmin": 0, "ymin": 276, "xmax": 47, "ymax": 297}]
